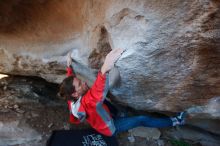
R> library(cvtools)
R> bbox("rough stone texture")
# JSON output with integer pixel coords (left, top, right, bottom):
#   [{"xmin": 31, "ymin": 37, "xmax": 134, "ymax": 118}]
[
  {"xmin": 128, "ymin": 127, "xmax": 161, "ymax": 140},
  {"xmin": 187, "ymin": 118, "xmax": 220, "ymax": 135},
  {"xmin": 0, "ymin": 76, "xmax": 66, "ymax": 146},
  {"xmin": 0, "ymin": 121, "xmax": 42, "ymax": 145},
  {"xmin": 163, "ymin": 126, "xmax": 220, "ymax": 146},
  {"xmin": 0, "ymin": 0, "xmax": 219, "ymax": 118}
]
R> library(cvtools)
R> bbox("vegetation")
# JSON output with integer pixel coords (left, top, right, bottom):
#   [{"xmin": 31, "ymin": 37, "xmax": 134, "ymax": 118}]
[{"xmin": 170, "ymin": 139, "xmax": 192, "ymax": 146}]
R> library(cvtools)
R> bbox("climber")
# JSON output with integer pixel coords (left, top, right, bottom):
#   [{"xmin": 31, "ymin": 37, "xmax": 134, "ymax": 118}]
[{"xmin": 59, "ymin": 48, "xmax": 186, "ymax": 136}]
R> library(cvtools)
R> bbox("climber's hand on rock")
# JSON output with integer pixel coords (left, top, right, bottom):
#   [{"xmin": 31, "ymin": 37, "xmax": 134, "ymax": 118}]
[
  {"xmin": 101, "ymin": 48, "xmax": 124, "ymax": 74},
  {"xmin": 67, "ymin": 52, "xmax": 72, "ymax": 67}
]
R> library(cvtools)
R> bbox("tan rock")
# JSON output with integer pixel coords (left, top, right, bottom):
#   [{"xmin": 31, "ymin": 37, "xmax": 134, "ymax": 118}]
[
  {"xmin": 129, "ymin": 127, "xmax": 161, "ymax": 140},
  {"xmin": 0, "ymin": 0, "xmax": 219, "ymax": 118}
]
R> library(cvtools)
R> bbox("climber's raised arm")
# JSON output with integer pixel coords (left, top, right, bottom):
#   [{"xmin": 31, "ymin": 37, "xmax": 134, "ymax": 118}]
[{"xmin": 88, "ymin": 48, "xmax": 124, "ymax": 102}]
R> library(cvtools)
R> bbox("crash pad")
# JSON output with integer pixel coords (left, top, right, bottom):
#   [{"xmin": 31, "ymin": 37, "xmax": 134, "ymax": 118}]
[{"xmin": 47, "ymin": 129, "xmax": 118, "ymax": 146}]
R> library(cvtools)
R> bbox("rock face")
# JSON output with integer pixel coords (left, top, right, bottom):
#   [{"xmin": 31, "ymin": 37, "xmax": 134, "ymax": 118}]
[
  {"xmin": 0, "ymin": 121, "xmax": 42, "ymax": 145},
  {"xmin": 0, "ymin": 0, "xmax": 219, "ymax": 117},
  {"xmin": 0, "ymin": 76, "xmax": 67, "ymax": 146}
]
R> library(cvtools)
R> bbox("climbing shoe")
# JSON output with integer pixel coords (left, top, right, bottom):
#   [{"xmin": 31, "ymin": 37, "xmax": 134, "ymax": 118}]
[{"xmin": 171, "ymin": 111, "xmax": 186, "ymax": 126}]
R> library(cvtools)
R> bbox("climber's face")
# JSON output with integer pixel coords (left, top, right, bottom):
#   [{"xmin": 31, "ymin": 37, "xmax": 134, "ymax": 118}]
[{"xmin": 71, "ymin": 77, "xmax": 89, "ymax": 99}]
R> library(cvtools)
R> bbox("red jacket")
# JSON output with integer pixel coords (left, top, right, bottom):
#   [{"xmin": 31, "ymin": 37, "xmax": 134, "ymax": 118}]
[{"xmin": 66, "ymin": 67, "xmax": 115, "ymax": 136}]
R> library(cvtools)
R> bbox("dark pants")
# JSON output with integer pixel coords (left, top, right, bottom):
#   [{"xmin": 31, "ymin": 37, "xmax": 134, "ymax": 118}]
[{"xmin": 113, "ymin": 116, "xmax": 172, "ymax": 135}]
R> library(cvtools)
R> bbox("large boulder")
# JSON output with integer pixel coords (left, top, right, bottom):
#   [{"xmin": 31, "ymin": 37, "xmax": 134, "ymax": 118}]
[{"xmin": 0, "ymin": 0, "xmax": 219, "ymax": 118}]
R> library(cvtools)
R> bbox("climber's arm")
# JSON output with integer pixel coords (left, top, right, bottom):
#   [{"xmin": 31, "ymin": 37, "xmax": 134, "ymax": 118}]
[
  {"xmin": 101, "ymin": 48, "xmax": 124, "ymax": 75},
  {"xmin": 89, "ymin": 48, "xmax": 124, "ymax": 102}
]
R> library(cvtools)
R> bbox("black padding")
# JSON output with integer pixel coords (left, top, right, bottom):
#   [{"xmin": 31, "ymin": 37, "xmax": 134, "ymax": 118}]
[{"xmin": 47, "ymin": 129, "xmax": 118, "ymax": 146}]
